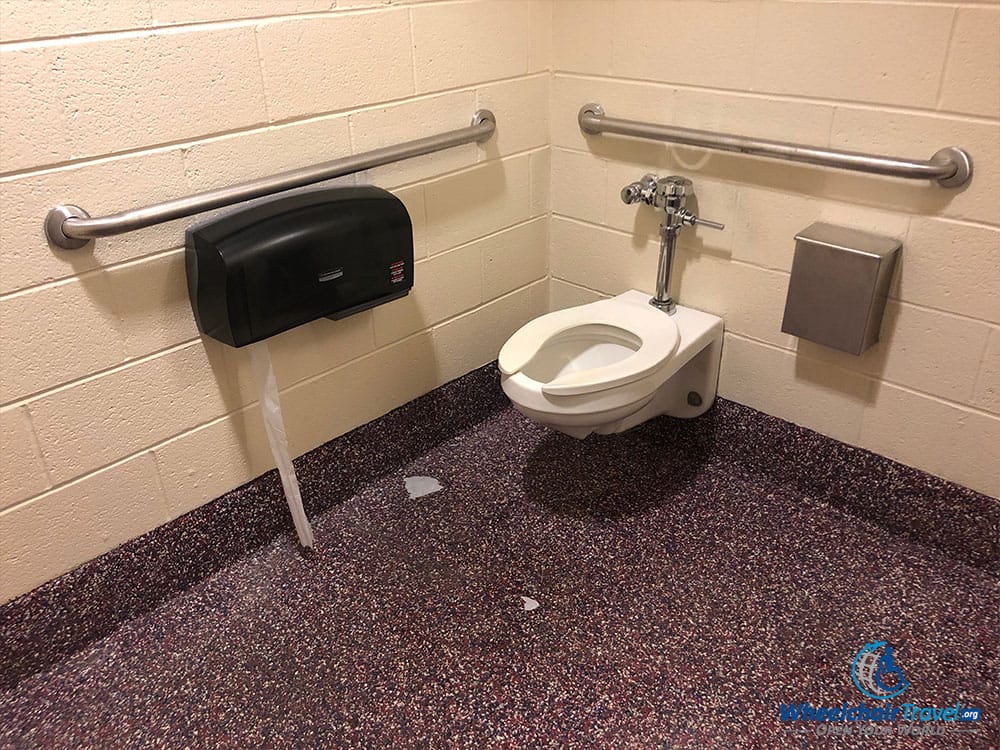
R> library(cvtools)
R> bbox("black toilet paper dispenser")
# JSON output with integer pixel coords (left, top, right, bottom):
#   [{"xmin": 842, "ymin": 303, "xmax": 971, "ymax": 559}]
[{"xmin": 186, "ymin": 186, "xmax": 413, "ymax": 347}]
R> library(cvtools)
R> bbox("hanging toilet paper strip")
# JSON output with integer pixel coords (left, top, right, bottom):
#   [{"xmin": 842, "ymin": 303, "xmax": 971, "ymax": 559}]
[{"xmin": 249, "ymin": 342, "xmax": 315, "ymax": 548}]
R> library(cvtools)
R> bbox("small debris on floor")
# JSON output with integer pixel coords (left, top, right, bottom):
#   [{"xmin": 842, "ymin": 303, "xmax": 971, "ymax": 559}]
[
  {"xmin": 521, "ymin": 596, "xmax": 540, "ymax": 611},
  {"xmin": 404, "ymin": 476, "xmax": 443, "ymax": 499}
]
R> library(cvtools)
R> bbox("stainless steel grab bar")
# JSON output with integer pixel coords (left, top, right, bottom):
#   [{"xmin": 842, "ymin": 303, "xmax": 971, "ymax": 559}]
[
  {"xmin": 578, "ymin": 103, "xmax": 972, "ymax": 188},
  {"xmin": 46, "ymin": 110, "xmax": 497, "ymax": 249}
]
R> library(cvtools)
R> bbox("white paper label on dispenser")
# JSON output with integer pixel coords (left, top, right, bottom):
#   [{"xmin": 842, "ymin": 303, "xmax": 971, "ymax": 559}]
[{"xmin": 250, "ymin": 342, "xmax": 315, "ymax": 548}]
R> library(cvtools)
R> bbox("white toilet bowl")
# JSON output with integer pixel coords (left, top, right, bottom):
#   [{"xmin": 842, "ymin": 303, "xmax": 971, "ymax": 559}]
[{"xmin": 499, "ymin": 290, "xmax": 724, "ymax": 438}]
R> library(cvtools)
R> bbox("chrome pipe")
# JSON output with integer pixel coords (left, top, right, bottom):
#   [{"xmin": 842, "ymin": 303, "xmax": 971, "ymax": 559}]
[
  {"xmin": 652, "ymin": 229, "xmax": 678, "ymax": 314},
  {"xmin": 578, "ymin": 103, "xmax": 972, "ymax": 188},
  {"xmin": 46, "ymin": 110, "xmax": 497, "ymax": 250}
]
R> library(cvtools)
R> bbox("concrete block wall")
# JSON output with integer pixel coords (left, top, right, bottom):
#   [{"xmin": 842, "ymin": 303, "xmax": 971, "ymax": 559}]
[
  {"xmin": 0, "ymin": 0, "xmax": 551, "ymax": 602},
  {"xmin": 548, "ymin": 0, "xmax": 999, "ymax": 499},
  {"xmin": 1, "ymin": 0, "xmax": 997, "ymax": 603}
]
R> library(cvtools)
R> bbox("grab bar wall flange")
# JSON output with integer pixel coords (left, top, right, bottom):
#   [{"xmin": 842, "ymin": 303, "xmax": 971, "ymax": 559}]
[
  {"xmin": 45, "ymin": 109, "xmax": 497, "ymax": 250},
  {"xmin": 577, "ymin": 103, "xmax": 972, "ymax": 188}
]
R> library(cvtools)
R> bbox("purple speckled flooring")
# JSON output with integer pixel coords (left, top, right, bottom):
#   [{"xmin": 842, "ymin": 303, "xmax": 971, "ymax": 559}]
[{"xmin": 1, "ymin": 365, "xmax": 997, "ymax": 749}]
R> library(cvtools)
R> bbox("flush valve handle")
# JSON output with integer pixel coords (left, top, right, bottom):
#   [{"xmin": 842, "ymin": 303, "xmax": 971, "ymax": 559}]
[{"xmin": 680, "ymin": 211, "xmax": 725, "ymax": 230}]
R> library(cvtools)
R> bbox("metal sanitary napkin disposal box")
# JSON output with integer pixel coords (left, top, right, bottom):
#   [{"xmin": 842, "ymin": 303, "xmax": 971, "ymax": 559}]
[
  {"xmin": 781, "ymin": 222, "xmax": 901, "ymax": 355},
  {"xmin": 186, "ymin": 186, "xmax": 412, "ymax": 347}
]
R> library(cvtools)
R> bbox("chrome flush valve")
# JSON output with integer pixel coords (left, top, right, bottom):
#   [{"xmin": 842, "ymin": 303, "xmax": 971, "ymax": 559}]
[
  {"xmin": 622, "ymin": 175, "xmax": 725, "ymax": 231},
  {"xmin": 620, "ymin": 174, "xmax": 725, "ymax": 313},
  {"xmin": 653, "ymin": 176, "xmax": 726, "ymax": 233}
]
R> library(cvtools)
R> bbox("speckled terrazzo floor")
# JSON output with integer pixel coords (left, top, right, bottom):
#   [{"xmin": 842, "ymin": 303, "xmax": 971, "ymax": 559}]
[{"xmin": 1, "ymin": 365, "xmax": 997, "ymax": 749}]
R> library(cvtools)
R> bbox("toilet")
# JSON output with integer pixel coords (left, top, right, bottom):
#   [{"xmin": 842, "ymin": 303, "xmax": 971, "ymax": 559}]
[{"xmin": 499, "ymin": 290, "xmax": 724, "ymax": 438}]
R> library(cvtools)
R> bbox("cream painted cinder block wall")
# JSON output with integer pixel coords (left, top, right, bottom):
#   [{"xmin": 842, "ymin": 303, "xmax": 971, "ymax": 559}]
[
  {"xmin": 0, "ymin": 0, "xmax": 552, "ymax": 602},
  {"xmin": 548, "ymin": 0, "xmax": 999, "ymax": 499}
]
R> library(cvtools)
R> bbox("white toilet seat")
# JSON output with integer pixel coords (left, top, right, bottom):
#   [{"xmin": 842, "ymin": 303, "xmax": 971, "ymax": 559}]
[{"xmin": 498, "ymin": 293, "xmax": 680, "ymax": 396}]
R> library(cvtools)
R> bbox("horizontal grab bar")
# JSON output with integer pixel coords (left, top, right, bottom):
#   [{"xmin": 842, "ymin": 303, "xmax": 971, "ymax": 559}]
[
  {"xmin": 578, "ymin": 103, "xmax": 972, "ymax": 189},
  {"xmin": 46, "ymin": 110, "xmax": 497, "ymax": 250}
]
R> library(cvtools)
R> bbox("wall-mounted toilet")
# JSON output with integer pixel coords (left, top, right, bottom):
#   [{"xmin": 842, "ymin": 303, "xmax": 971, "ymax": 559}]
[{"xmin": 499, "ymin": 290, "xmax": 723, "ymax": 438}]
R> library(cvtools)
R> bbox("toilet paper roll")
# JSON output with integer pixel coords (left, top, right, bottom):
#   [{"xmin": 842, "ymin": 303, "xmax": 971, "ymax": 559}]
[{"xmin": 250, "ymin": 342, "xmax": 315, "ymax": 548}]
